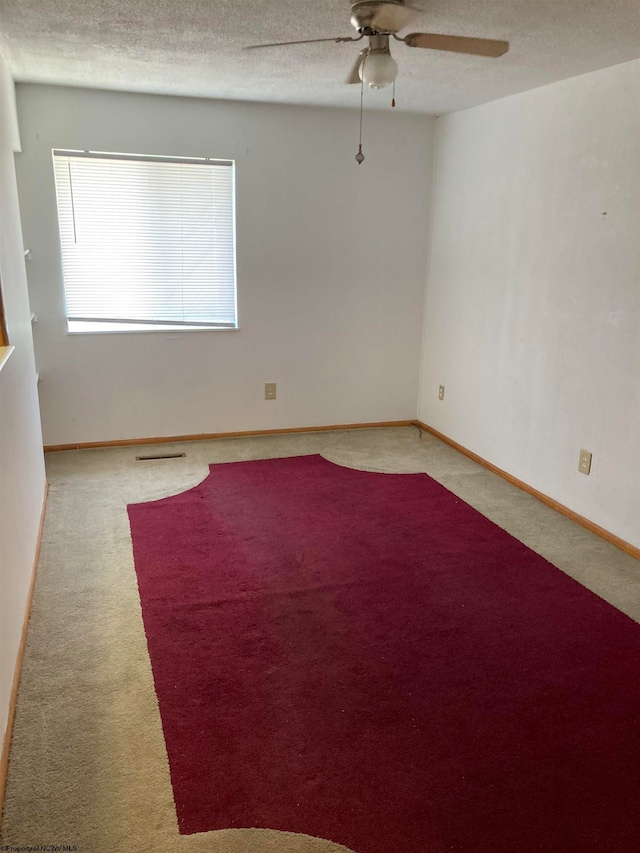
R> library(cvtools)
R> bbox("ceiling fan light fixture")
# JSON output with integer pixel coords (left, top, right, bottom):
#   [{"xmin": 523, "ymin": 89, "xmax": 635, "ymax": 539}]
[{"xmin": 359, "ymin": 50, "xmax": 398, "ymax": 89}]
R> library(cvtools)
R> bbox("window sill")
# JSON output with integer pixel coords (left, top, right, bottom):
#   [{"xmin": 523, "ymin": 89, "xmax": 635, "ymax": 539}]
[
  {"xmin": 65, "ymin": 326, "xmax": 240, "ymax": 336},
  {"xmin": 0, "ymin": 345, "xmax": 15, "ymax": 374}
]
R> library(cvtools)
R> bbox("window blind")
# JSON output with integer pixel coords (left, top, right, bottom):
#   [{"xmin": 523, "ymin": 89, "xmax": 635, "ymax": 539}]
[{"xmin": 53, "ymin": 151, "xmax": 237, "ymax": 332}]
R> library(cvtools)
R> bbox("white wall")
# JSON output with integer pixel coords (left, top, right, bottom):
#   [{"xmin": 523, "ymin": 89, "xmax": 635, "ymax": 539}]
[
  {"xmin": 419, "ymin": 60, "xmax": 640, "ymax": 549},
  {"xmin": 15, "ymin": 85, "xmax": 434, "ymax": 446},
  {"xmin": 0, "ymin": 59, "xmax": 46, "ymax": 753}
]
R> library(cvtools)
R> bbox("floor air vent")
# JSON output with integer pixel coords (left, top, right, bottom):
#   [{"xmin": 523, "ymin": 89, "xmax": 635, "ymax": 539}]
[{"xmin": 135, "ymin": 452, "xmax": 186, "ymax": 461}]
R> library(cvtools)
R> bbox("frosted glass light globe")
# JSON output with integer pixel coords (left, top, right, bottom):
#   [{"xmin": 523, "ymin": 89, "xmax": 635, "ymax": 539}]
[{"xmin": 359, "ymin": 51, "xmax": 399, "ymax": 89}]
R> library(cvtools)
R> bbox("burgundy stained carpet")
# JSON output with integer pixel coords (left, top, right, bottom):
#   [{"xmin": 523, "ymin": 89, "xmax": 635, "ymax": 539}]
[{"xmin": 127, "ymin": 455, "xmax": 640, "ymax": 853}]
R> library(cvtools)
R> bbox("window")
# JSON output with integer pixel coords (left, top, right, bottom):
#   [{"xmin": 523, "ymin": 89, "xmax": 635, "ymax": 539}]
[{"xmin": 53, "ymin": 151, "xmax": 237, "ymax": 333}]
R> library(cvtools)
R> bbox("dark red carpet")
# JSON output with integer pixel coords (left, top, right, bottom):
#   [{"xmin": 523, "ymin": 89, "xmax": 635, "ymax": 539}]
[{"xmin": 127, "ymin": 455, "xmax": 640, "ymax": 852}]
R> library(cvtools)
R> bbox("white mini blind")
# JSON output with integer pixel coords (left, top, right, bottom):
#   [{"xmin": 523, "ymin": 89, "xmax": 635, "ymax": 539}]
[{"xmin": 53, "ymin": 151, "xmax": 237, "ymax": 331}]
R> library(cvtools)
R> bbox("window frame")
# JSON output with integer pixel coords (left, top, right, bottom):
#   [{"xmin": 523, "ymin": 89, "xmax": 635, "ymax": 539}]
[{"xmin": 0, "ymin": 274, "xmax": 8, "ymax": 346}]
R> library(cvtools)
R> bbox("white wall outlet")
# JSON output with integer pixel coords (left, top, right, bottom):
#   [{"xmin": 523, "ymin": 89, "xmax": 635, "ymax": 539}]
[
  {"xmin": 264, "ymin": 382, "xmax": 276, "ymax": 400},
  {"xmin": 578, "ymin": 449, "xmax": 592, "ymax": 475},
  {"xmin": 438, "ymin": 385, "xmax": 445, "ymax": 401}
]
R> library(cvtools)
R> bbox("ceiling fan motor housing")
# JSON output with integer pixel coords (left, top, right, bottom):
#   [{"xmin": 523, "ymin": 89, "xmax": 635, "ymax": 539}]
[{"xmin": 350, "ymin": 0, "xmax": 413, "ymax": 34}]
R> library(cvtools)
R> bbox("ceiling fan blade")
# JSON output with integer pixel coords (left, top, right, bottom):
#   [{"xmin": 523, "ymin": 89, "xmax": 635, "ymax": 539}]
[
  {"xmin": 244, "ymin": 36, "xmax": 355, "ymax": 50},
  {"xmin": 347, "ymin": 49, "xmax": 368, "ymax": 84},
  {"xmin": 403, "ymin": 32, "xmax": 509, "ymax": 57}
]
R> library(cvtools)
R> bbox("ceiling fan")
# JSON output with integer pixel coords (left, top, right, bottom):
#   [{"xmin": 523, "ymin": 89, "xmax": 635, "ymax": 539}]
[{"xmin": 245, "ymin": 0, "xmax": 509, "ymax": 90}]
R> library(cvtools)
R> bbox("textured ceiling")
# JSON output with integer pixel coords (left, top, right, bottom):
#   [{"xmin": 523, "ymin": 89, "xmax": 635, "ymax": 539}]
[{"xmin": 1, "ymin": 0, "xmax": 639, "ymax": 114}]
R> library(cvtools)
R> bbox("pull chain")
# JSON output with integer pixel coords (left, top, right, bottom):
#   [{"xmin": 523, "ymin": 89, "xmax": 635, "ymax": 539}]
[
  {"xmin": 355, "ymin": 71, "xmax": 365, "ymax": 165},
  {"xmin": 392, "ymin": 79, "xmax": 396, "ymax": 108}
]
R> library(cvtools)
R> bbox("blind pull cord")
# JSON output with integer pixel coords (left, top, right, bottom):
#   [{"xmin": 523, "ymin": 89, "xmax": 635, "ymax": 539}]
[{"xmin": 68, "ymin": 161, "xmax": 78, "ymax": 244}]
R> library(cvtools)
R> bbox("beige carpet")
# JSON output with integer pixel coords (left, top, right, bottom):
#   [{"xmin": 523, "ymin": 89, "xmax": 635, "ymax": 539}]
[{"xmin": 2, "ymin": 426, "xmax": 638, "ymax": 852}]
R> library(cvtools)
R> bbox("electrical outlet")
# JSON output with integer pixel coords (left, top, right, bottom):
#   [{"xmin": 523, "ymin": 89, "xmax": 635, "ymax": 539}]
[
  {"xmin": 438, "ymin": 385, "xmax": 445, "ymax": 401},
  {"xmin": 578, "ymin": 449, "xmax": 592, "ymax": 475},
  {"xmin": 264, "ymin": 382, "xmax": 276, "ymax": 400}
]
